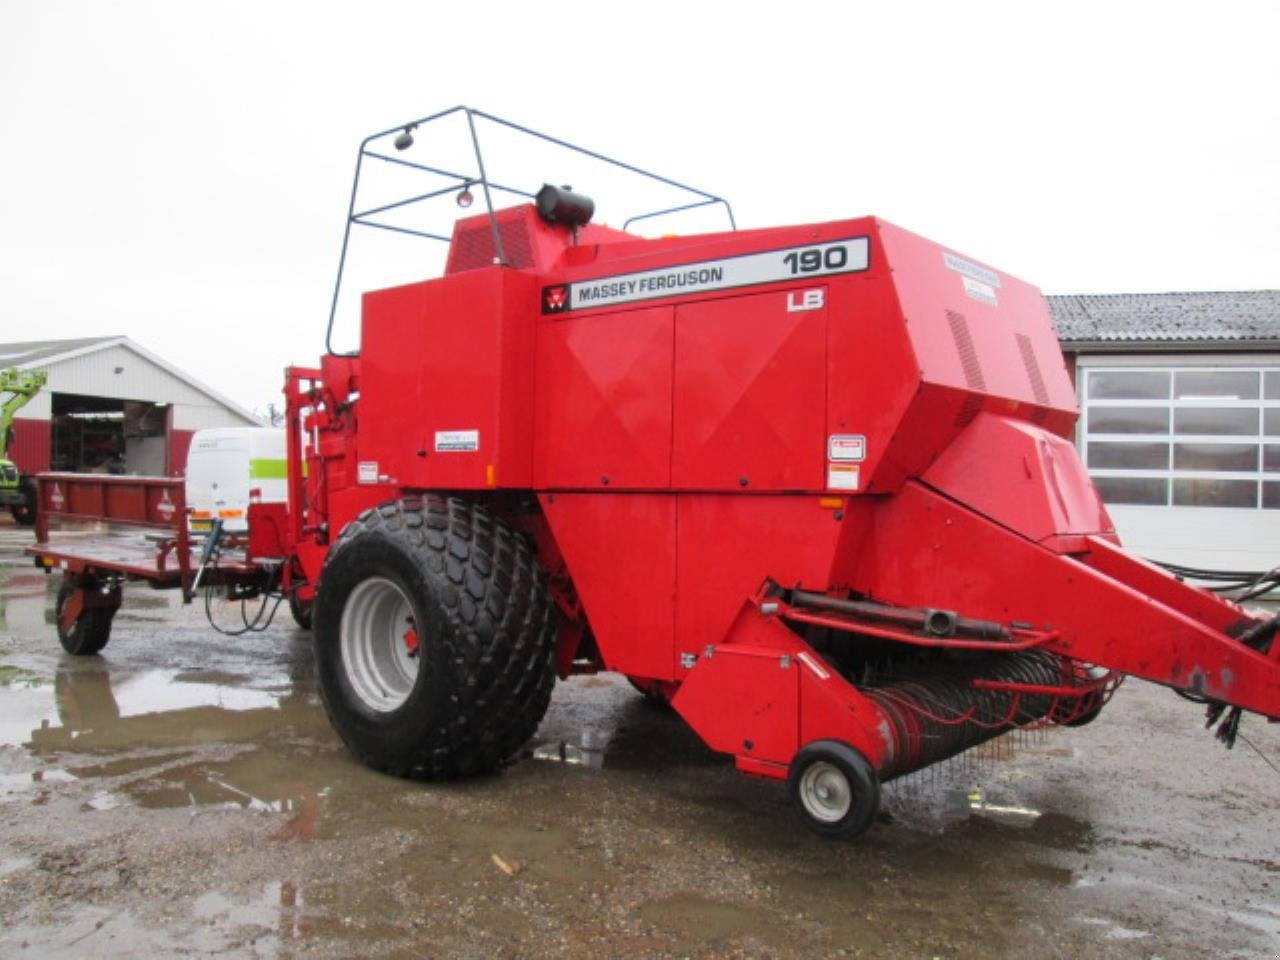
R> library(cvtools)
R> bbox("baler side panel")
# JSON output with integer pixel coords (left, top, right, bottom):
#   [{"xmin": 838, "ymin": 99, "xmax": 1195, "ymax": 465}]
[
  {"xmin": 360, "ymin": 269, "xmax": 537, "ymax": 490},
  {"xmin": 533, "ymin": 305, "xmax": 675, "ymax": 489},
  {"xmin": 824, "ymin": 254, "xmax": 919, "ymax": 495},
  {"xmin": 673, "ymin": 494, "xmax": 860, "ymax": 674},
  {"xmin": 672, "ymin": 289, "xmax": 826, "ymax": 491},
  {"xmin": 879, "ymin": 220, "xmax": 1077, "ymax": 433},
  {"xmin": 537, "ymin": 492, "xmax": 676, "ymax": 680}
]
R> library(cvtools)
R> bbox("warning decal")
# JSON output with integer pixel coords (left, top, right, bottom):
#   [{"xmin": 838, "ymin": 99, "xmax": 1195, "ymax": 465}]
[
  {"xmin": 828, "ymin": 434, "xmax": 866, "ymax": 462},
  {"xmin": 827, "ymin": 464, "xmax": 860, "ymax": 491}
]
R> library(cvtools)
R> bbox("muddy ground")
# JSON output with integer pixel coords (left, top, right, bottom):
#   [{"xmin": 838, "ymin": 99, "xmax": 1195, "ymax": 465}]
[{"xmin": 0, "ymin": 523, "xmax": 1277, "ymax": 959}]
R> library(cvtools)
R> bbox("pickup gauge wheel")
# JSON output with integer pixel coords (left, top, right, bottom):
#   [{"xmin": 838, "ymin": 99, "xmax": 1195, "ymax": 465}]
[
  {"xmin": 313, "ymin": 496, "xmax": 557, "ymax": 779},
  {"xmin": 788, "ymin": 740, "xmax": 881, "ymax": 839}
]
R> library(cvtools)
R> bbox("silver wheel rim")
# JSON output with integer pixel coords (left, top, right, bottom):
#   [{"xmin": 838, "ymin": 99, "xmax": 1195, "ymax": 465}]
[
  {"xmin": 798, "ymin": 760, "xmax": 853, "ymax": 823},
  {"xmin": 339, "ymin": 577, "xmax": 420, "ymax": 712}
]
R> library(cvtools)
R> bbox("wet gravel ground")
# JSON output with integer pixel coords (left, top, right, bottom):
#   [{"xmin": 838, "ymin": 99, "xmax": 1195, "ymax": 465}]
[{"xmin": 0, "ymin": 522, "xmax": 1277, "ymax": 959}]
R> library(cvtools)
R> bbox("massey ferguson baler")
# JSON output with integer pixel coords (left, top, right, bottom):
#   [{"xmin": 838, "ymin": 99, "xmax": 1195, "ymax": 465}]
[{"xmin": 31, "ymin": 108, "xmax": 1280, "ymax": 838}]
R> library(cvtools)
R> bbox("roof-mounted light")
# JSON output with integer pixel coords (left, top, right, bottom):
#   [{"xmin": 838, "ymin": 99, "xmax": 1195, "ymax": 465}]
[{"xmin": 535, "ymin": 184, "xmax": 594, "ymax": 228}]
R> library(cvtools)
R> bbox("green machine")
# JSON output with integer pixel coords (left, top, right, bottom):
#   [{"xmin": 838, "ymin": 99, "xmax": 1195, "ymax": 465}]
[{"xmin": 1, "ymin": 368, "xmax": 47, "ymax": 526}]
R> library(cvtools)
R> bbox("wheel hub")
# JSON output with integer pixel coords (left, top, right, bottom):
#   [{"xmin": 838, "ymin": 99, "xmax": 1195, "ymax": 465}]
[
  {"xmin": 339, "ymin": 577, "xmax": 421, "ymax": 712},
  {"xmin": 798, "ymin": 760, "xmax": 853, "ymax": 823}
]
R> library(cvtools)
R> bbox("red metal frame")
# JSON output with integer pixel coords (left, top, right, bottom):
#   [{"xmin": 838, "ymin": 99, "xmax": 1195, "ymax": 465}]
[{"xmin": 30, "ymin": 472, "xmax": 193, "ymax": 588}]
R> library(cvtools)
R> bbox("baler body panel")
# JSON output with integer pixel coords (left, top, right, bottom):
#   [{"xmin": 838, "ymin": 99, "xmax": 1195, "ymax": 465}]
[{"xmin": 359, "ymin": 268, "xmax": 538, "ymax": 490}]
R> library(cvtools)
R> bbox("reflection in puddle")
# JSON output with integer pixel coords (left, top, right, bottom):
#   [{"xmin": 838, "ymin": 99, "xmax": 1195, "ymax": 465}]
[
  {"xmin": 0, "ymin": 660, "xmax": 326, "ymax": 818},
  {"xmin": 111, "ymin": 669, "xmax": 279, "ymax": 716},
  {"xmin": 194, "ymin": 880, "xmax": 313, "ymax": 942},
  {"xmin": 530, "ymin": 732, "xmax": 607, "ymax": 768},
  {"xmin": 4, "ymin": 664, "xmax": 285, "ymax": 751},
  {"xmin": 1077, "ymin": 916, "xmax": 1151, "ymax": 941},
  {"xmin": 962, "ymin": 786, "xmax": 1042, "ymax": 823}
]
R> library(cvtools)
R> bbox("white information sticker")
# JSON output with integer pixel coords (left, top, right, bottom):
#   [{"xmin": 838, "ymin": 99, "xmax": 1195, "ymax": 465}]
[
  {"xmin": 962, "ymin": 275, "xmax": 998, "ymax": 306},
  {"xmin": 828, "ymin": 434, "xmax": 866, "ymax": 462},
  {"xmin": 435, "ymin": 430, "xmax": 479, "ymax": 453},
  {"xmin": 827, "ymin": 464, "xmax": 860, "ymax": 491},
  {"xmin": 358, "ymin": 461, "xmax": 378, "ymax": 484}
]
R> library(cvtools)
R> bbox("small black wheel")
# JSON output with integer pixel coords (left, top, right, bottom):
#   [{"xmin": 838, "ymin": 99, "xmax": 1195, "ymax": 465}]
[
  {"xmin": 627, "ymin": 676, "xmax": 670, "ymax": 706},
  {"xmin": 788, "ymin": 740, "xmax": 881, "ymax": 839},
  {"xmin": 10, "ymin": 476, "xmax": 37, "ymax": 526},
  {"xmin": 313, "ymin": 496, "xmax": 557, "ymax": 780},
  {"xmin": 1061, "ymin": 693, "xmax": 1106, "ymax": 728},
  {"xmin": 288, "ymin": 592, "xmax": 313, "ymax": 630},
  {"xmin": 55, "ymin": 578, "xmax": 115, "ymax": 656}
]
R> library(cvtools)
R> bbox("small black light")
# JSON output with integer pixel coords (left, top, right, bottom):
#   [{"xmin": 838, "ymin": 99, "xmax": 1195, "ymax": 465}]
[
  {"xmin": 456, "ymin": 183, "xmax": 474, "ymax": 208},
  {"xmin": 393, "ymin": 124, "xmax": 416, "ymax": 151}
]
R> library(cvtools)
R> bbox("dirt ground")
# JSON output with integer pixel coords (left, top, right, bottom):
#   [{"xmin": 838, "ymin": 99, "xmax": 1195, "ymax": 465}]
[{"xmin": 0, "ymin": 522, "xmax": 1277, "ymax": 960}]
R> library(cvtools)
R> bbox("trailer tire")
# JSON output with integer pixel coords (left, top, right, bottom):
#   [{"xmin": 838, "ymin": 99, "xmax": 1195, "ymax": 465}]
[
  {"xmin": 313, "ymin": 496, "xmax": 556, "ymax": 780},
  {"xmin": 788, "ymin": 740, "xmax": 881, "ymax": 839},
  {"xmin": 55, "ymin": 579, "xmax": 115, "ymax": 656},
  {"xmin": 10, "ymin": 476, "xmax": 37, "ymax": 526},
  {"xmin": 288, "ymin": 593, "xmax": 313, "ymax": 630}
]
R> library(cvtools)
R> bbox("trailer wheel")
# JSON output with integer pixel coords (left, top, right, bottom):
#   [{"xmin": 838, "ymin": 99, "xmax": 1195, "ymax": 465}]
[
  {"xmin": 788, "ymin": 740, "xmax": 881, "ymax": 839},
  {"xmin": 10, "ymin": 476, "xmax": 37, "ymax": 526},
  {"xmin": 314, "ymin": 496, "xmax": 557, "ymax": 780},
  {"xmin": 55, "ymin": 579, "xmax": 115, "ymax": 656},
  {"xmin": 288, "ymin": 593, "xmax": 313, "ymax": 630}
]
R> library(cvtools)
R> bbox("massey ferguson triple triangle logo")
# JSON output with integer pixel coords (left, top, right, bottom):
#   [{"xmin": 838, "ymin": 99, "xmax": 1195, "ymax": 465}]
[{"xmin": 542, "ymin": 285, "xmax": 568, "ymax": 313}]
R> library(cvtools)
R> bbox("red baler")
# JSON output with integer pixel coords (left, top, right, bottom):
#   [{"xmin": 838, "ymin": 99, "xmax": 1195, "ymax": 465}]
[{"xmin": 35, "ymin": 109, "xmax": 1279, "ymax": 837}]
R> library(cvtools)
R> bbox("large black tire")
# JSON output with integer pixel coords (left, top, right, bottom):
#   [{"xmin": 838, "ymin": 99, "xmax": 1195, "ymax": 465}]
[
  {"xmin": 9, "ymin": 476, "xmax": 37, "ymax": 526},
  {"xmin": 313, "ymin": 496, "xmax": 557, "ymax": 780},
  {"xmin": 55, "ymin": 579, "xmax": 115, "ymax": 656},
  {"xmin": 788, "ymin": 740, "xmax": 881, "ymax": 839}
]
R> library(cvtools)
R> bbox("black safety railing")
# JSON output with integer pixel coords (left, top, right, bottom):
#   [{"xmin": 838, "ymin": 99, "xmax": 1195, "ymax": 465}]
[{"xmin": 325, "ymin": 105, "xmax": 736, "ymax": 356}]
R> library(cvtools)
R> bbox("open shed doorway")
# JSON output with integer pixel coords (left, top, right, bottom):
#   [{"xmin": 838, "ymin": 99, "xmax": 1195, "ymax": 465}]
[{"xmin": 51, "ymin": 393, "xmax": 171, "ymax": 475}]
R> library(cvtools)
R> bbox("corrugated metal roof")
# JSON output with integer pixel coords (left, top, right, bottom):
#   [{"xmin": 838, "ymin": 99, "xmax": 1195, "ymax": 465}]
[
  {"xmin": 1047, "ymin": 291, "xmax": 1280, "ymax": 346},
  {"xmin": 0, "ymin": 336, "xmax": 121, "ymax": 367},
  {"xmin": 0, "ymin": 335, "xmax": 258, "ymax": 424}
]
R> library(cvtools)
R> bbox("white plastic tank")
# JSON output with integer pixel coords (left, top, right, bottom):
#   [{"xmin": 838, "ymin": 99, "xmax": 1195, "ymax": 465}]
[{"xmin": 184, "ymin": 427, "xmax": 286, "ymax": 533}]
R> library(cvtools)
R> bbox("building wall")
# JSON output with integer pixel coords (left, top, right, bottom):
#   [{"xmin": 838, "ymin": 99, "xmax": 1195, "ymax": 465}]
[
  {"xmin": 20, "ymin": 342, "xmax": 258, "ymax": 433},
  {"xmin": 1070, "ymin": 351, "xmax": 1280, "ymax": 572},
  {"xmin": 12, "ymin": 341, "xmax": 259, "ymax": 477},
  {"xmin": 7, "ymin": 417, "xmax": 51, "ymax": 474}
]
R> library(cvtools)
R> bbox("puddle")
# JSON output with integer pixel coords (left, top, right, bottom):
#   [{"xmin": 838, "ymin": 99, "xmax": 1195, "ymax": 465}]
[
  {"xmin": 636, "ymin": 892, "xmax": 781, "ymax": 952},
  {"xmin": 1077, "ymin": 916, "xmax": 1151, "ymax": 941},
  {"xmin": 4, "ymin": 664, "xmax": 287, "ymax": 751},
  {"xmin": 0, "ymin": 900, "xmax": 301, "ymax": 959},
  {"xmin": 0, "ymin": 854, "xmax": 33, "ymax": 878},
  {"xmin": 194, "ymin": 880, "xmax": 313, "ymax": 941}
]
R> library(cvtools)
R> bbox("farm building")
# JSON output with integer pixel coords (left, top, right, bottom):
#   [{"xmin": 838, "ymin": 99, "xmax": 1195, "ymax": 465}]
[
  {"xmin": 1048, "ymin": 291, "xmax": 1280, "ymax": 573},
  {"xmin": 1, "ymin": 336, "xmax": 259, "ymax": 478}
]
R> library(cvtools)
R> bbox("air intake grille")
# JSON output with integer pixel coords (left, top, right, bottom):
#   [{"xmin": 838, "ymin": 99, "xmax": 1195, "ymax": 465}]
[
  {"xmin": 1016, "ymin": 333, "xmax": 1051, "ymax": 405},
  {"xmin": 447, "ymin": 218, "xmax": 535, "ymax": 273},
  {"xmin": 947, "ymin": 310, "xmax": 986, "ymax": 427}
]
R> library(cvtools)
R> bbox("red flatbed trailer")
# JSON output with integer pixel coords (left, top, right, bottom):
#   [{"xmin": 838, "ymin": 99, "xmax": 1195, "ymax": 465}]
[{"xmin": 28, "ymin": 108, "xmax": 1279, "ymax": 839}]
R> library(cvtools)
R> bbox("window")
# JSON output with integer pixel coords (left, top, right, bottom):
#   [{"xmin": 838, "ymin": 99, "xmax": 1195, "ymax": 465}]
[{"xmin": 1082, "ymin": 363, "xmax": 1280, "ymax": 509}]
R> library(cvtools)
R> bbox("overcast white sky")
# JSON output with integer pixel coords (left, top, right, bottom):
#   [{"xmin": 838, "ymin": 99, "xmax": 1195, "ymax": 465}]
[{"xmin": 1, "ymin": 1, "xmax": 1277, "ymax": 416}]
